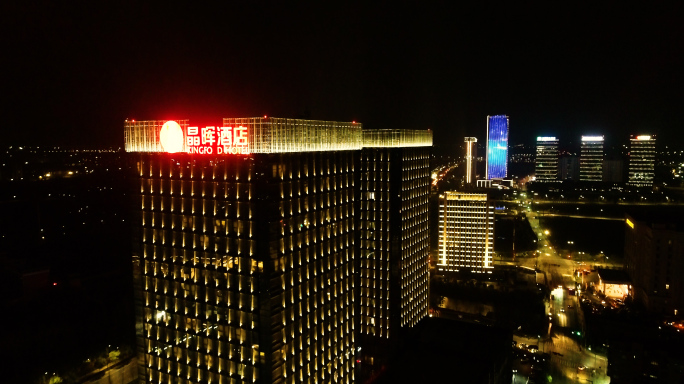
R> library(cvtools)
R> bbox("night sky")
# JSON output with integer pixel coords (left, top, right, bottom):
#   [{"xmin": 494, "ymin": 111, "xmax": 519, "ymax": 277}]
[{"xmin": 3, "ymin": 2, "xmax": 683, "ymax": 153}]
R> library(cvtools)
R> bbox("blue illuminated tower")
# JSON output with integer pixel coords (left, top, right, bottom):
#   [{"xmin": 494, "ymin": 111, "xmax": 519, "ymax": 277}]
[{"xmin": 486, "ymin": 115, "xmax": 509, "ymax": 179}]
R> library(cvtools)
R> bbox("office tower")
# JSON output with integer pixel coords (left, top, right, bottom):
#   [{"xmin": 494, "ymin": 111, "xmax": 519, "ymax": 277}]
[
  {"xmin": 534, "ymin": 137, "xmax": 558, "ymax": 182},
  {"xmin": 625, "ymin": 212, "xmax": 684, "ymax": 315},
  {"xmin": 125, "ymin": 117, "xmax": 432, "ymax": 384},
  {"xmin": 628, "ymin": 135, "xmax": 656, "ymax": 187},
  {"xmin": 437, "ymin": 192, "xmax": 494, "ymax": 273},
  {"xmin": 486, "ymin": 115, "xmax": 509, "ymax": 180},
  {"xmin": 464, "ymin": 137, "xmax": 478, "ymax": 184},
  {"xmin": 579, "ymin": 135, "xmax": 604, "ymax": 182}
]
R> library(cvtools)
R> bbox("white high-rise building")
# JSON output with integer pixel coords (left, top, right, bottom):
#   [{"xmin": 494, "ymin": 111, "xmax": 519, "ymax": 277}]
[
  {"xmin": 464, "ymin": 137, "xmax": 478, "ymax": 184},
  {"xmin": 628, "ymin": 135, "xmax": 656, "ymax": 187},
  {"xmin": 580, "ymin": 135, "xmax": 604, "ymax": 182},
  {"xmin": 437, "ymin": 192, "xmax": 494, "ymax": 273},
  {"xmin": 535, "ymin": 136, "xmax": 559, "ymax": 182}
]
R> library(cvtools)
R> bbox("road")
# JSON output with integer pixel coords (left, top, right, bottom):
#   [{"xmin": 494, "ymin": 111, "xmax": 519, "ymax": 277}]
[
  {"xmin": 534, "ymin": 213, "xmax": 625, "ymax": 221},
  {"xmin": 513, "ymin": 210, "xmax": 611, "ymax": 383}
]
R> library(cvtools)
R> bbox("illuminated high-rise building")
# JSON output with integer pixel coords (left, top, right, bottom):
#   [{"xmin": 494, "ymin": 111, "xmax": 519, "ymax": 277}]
[
  {"xmin": 437, "ymin": 192, "xmax": 494, "ymax": 273},
  {"xmin": 628, "ymin": 135, "xmax": 656, "ymax": 187},
  {"xmin": 535, "ymin": 137, "xmax": 558, "ymax": 182},
  {"xmin": 358, "ymin": 130, "xmax": 431, "ymax": 371},
  {"xmin": 125, "ymin": 117, "xmax": 432, "ymax": 384},
  {"xmin": 464, "ymin": 137, "xmax": 477, "ymax": 184},
  {"xmin": 486, "ymin": 115, "xmax": 508, "ymax": 180},
  {"xmin": 580, "ymin": 135, "xmax": 604, "ymax": 182}
]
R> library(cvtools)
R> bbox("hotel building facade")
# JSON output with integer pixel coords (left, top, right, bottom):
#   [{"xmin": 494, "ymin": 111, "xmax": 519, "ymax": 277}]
[
  {"xmin": 437, "ymin": 192, "xmax": 494, "ymax": 273},
  {"xmin": 125, "ymin": 117, "xmax": 431, "ymax": 384}
]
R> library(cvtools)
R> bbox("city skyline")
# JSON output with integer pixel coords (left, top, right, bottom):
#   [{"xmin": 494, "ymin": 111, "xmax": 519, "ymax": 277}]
[
  {"xmin": 3, "ymin": 3, "xmax": 684, "ymax": 154},
  {"xmin": 4, "ymin": 3, "xmax": 684, "ymax": 383}
]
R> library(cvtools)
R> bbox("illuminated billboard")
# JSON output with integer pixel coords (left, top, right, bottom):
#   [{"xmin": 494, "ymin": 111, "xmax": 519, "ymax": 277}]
[
  {"xmin": 125, "ymin": 117, "xmax": 366, "ymax": 154},
  {"xmin": 486, "ymin": 115, "xmax": 509, "ymax": 179},
  {"xmin": 124, "ymin": 119, "xmax": 249, "ymax": 154},
  {"xmin": 185, "ymin": 125, "xmax": 249, "ymax": 154}
]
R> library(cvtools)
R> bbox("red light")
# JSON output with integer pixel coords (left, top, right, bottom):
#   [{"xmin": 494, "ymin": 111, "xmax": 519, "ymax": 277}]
[
  {"xmin": 356, "ymin": 359, "xmax": 361, "ymax": 364},
  {"xmin": 352, "ymin": 121, "xmax": 356, "ymax": 124},
  {"xmin": 53, "ymin": 282, "xmax": 57, "ymax": 286},
  {"xmin": 264, "ymin": 115, "xmax": 268, "ymax": 118}
]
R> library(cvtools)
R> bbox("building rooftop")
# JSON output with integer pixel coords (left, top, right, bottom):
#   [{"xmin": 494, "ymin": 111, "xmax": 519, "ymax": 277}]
[
  {"xmin": 626, "ymin": 208, "xmax": 684, "ymax": 231},
  {"xmin": 125, "ymin": 117, "xmax": 432, "ymax": 154}
]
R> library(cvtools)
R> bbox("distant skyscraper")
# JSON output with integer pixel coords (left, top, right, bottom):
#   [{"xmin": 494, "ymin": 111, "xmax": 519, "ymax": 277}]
[
  {"xmin": 437, "ymin": 192, "xmax": 494, "ymax": 273},
  {"xmin": 124, "ymin": 117, "xmax": 432, "ymax": 384},
  {"xmin": 580, "ymin": 135, "xmax": 604, "ymax": 182},
  {"xmin": 628, "ymin": 135, "xmax": 656, "ymax": 187},
  {"xmin": 486, "ymin": 115, "xmax": 509, "ymax": 180},
  {"xmin": 464, "ymin": 137, "xmax": 478, "ymax": 184},
  {"xmin": 535, "ymin": 137, "xmax": 559, "ymax": 182}
]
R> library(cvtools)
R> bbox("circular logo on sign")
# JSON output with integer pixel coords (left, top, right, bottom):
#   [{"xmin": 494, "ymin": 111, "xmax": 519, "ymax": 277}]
[{"xmin": 160, "ymin": 121, "xmax": 184, "ymax": 153}]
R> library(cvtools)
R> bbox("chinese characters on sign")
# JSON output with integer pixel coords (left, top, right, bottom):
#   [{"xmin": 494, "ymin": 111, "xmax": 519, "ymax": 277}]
[{"xmin": 185, "ymin": 125, "xmax": 249, "ymax": 154}]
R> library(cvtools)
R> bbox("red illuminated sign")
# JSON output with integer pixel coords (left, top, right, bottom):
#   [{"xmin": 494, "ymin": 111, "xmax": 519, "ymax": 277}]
[{"xmin": 160, "ymin": 121, "xmax": 250, "ymax": 155}]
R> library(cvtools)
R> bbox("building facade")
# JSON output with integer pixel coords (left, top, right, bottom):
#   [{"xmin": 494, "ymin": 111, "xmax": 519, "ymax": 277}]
[
  {"xmin": 486, "ymin": 115, "xmax": 509, "ymax": 180},
  {"xmin": 625, "ymin": 212, "xmax": 684, "ymax": 316},
  {"xmin": 628, "ymin": 135, "xmax": 656, "ymax": 187},
  {"xmin": 579, "ymin": 135, "xmax": 604, "ymax": 182},
  {"xmin": 464, "ymin": 137, "xmax": 477, "ymax": 184},
  {"xmin": 534, "ymin": 136, "xmax": 558, "ymax": 182},
  {"xmin": 437, "ymin": 192, "xmax": 494, "ymax": 273},
  {"xmin": 125, "ymin": 117, "xmax": 431, "ymax": 384},
  {"xmin": 359, "ymin": 130, "xmax": 431, "ymax": 340}
]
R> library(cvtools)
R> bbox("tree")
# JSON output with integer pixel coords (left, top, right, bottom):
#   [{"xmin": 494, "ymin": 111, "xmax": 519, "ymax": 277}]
[{"xmin": 108, "ymin": 350, "xmax": 121, "ymax": 362}]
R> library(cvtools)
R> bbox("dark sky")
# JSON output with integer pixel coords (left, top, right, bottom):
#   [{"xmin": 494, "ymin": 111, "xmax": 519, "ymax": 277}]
[{"xmin": 2, "ymin": 2, "xmax": 683, "ymax": 154}]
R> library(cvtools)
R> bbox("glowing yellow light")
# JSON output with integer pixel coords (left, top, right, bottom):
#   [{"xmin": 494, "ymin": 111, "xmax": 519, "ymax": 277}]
[{"xmin": 626, "ymin": 219, "xmax": 634, "ymax": 229}]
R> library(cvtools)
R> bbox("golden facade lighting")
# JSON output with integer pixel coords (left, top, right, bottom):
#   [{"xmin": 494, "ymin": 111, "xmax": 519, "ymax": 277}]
[{"xmin": 438, "ymin": 192, "xmax": 494, "ymax": 273}]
